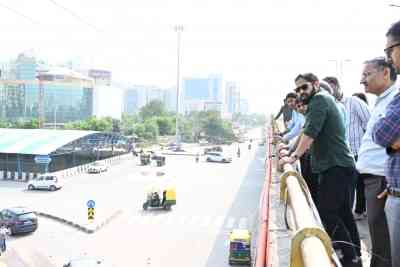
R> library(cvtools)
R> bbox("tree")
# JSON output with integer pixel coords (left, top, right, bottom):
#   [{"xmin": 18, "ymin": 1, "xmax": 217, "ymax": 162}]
[
  {"xmin": 121, "ymin": 113, "xmax": 138, "ymax": 135},
  {"xmin": 143, "ymin": 120, "xmax": 159, "ymax": 140},
  {"xmin": 153, "ymin": 116, "xmax": 174, "ymax": 136},
  {"xmin": 139, "ymin": 100, "xmax": 166, "ymax": 121},
  {"xmin": 64, "ymin": 117, "xmax": 112, "ymax": 131}
]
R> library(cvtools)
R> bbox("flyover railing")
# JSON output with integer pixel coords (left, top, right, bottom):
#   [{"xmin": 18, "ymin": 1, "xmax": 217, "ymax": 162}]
[
  {"xmin": 271, "ymin": 118, "xmax": 340, "ymax": 267},
  {"xmin": 255, "ymin": 123, "xmax": 273, "ymax": 267}
]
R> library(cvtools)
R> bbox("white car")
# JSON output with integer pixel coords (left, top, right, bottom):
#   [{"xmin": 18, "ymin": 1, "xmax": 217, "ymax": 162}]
[
  {"xmin": 206, "ymin": 152, "xmax": 232, "ymax": 163},
  {"xmin": 27, "ymin": 175, "xmax": 62, "ymax": 191},
  {"xmin": 88, "ymin": 162, "xmax": 108, "ymax": 173}
]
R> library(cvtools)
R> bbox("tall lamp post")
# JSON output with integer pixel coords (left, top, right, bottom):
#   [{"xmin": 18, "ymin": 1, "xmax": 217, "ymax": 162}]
[
  {"xmin": 174, "ymin": 25, "xmax": 184, "ymax": 146},
  {"xmin": 328, "ymin": 59, "xmax": 352, "ymax": 87}
]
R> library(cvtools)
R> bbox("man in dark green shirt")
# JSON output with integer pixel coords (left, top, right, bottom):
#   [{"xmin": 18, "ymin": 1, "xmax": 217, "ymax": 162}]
[{"xmin": 281, "ymin": 73, "xmax": 361, "ymax": 267}]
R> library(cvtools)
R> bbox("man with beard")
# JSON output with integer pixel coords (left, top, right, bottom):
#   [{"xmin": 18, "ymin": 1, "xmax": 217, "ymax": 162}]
[
  {"xmin": 357, "ymin": 57, "xmax": 396, "ymax": 267},
  {"xmin": 372, "ymin": 20, "xmax": 400, "ymax": 267},
  {"xmin": 281, "ymin": 73, "xmax": 361, "ymax": 267}
]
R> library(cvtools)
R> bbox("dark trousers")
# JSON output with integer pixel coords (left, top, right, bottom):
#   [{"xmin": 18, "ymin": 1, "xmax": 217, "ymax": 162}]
[
  {"xmin": 353, "ymin": 155, "xmax": 366, "ymax": 214},
  {"xmin": 299, "ymin": 152, "xmax": 319, "ymax": 204},
  {"xmin": 361, "ymin": 174, "xmax": 391, "ymax": 267},
  {"xmin": 317, "ymin": 166, "xmax": 361, "ymax": 261}
]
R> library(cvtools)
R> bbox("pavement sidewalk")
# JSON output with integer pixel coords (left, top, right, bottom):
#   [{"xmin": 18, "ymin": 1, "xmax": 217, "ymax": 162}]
[
  {"xmin": 33, "ymin": 197, "xmax": 123, "ymax": 234},
  {"xmin": 268, "ymin": 158, "xmax": 372, "ymax": 266}
]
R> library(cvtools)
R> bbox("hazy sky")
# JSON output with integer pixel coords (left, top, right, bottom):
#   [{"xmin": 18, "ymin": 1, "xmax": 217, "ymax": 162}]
[{"xmin": 0, "ymin": 0, "xmax": 399, "ymax": 113}]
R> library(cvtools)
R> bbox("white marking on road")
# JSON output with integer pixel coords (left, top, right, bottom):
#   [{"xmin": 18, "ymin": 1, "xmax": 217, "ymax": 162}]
[
  {"xmin": 177, "ymin": 215, "xmax": 187, "ymax": 225},
  {"xmin": 238, "ymin": 217, "xmax": 248, "ymax": 229},
  {"xmin": 188, "ymin": 215, "xmax": 201, "ymax": 225},
  {"xmin": 199, "ymin": 216, "xmax": 212, "ymax": 227},
  {"xmin": 225, "ymin": 217, "xmax": 235, "ymax": 229},
  {"xmin": 214, "ymin": 216, "xmax": 225, "ymax": 228}
]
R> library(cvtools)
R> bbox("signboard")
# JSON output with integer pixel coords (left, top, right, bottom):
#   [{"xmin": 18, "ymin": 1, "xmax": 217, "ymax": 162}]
[
  {"xmin": 87, "ymin": 200, "xmax": 96, "ymax": 208},
  {"xmin": 88, "ymin": 69, "xmax": 111, "ymax": 79},
  {"xmin": 34, "ymin": 155, "xmax": 52, "ymax": 164}
]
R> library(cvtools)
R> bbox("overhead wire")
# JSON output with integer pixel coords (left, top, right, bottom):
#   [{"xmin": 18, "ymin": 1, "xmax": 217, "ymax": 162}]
[
  {"xmin": 0, "ymin": 1, "xmax": 40, "ymax": 25},
  {"xmin": 45, "ymin": 0, "xmax": 103, "ymax": 33}
]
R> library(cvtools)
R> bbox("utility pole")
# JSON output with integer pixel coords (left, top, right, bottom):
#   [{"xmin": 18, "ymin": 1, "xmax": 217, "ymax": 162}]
[{"xmin": 174, "ymin": 25, "xmax": 184, "ymax": 146}]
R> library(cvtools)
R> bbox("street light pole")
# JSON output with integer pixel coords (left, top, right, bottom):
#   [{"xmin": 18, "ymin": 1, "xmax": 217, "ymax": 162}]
[{"xmin": 174, "ymin": 25, "xmax": 184, "ymax": 146}]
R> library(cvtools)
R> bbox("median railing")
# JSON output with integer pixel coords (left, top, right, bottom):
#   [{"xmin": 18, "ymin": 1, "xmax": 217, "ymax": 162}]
[{"xmin": 272, "ymin": 118, "xmax": 340, "ymax": 267}]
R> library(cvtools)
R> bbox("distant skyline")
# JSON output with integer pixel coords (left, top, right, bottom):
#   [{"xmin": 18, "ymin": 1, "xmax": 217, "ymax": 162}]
[{"xmin": 0, "ymin": 0, "xmax": 399, "ymax": 113}]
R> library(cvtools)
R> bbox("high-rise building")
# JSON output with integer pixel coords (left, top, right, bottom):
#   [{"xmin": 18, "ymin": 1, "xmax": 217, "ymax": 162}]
[
  {"xmin": 183, "ymin": 74, "xmax": 223, "ymax": 113},
  {"xmin": 225, "ymin": 82, "xmax": 240, "ymax": 114},
  {"xmin": 239, "ymin": 99, "xmax": 249, "ymax": 114},
  {"xmin": 0, "ymin": 53, "xmax": 94, "ymax": 124}
]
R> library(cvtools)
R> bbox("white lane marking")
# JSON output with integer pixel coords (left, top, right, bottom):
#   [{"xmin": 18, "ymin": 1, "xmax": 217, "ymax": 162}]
[
  {"xmin": 214, "ymin": 216, "xmax": 225, "ymax": 228},
  {"xmin": 177, "ymin": 215, "xmax": 187, "ymax": 225},
  {"xmin": 199, "ymin": 216, "xmax": 212, "ymax": 227},
  {"xmin": 225, "ymin": 217, "xmax": 235, "ymax": 229},
  {"xmin": 238, "ymin": 217, "xmax": 248, "ymax": 229}
]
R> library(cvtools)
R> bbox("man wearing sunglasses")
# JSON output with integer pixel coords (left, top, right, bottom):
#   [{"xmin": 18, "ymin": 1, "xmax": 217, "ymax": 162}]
[
  {"xmin": 372, "ymin": 20, "xmax": 400, "ymax": 267},
  {"xmin": 281, "ymin": 73, "xmax": 362, "ymax": 267}
]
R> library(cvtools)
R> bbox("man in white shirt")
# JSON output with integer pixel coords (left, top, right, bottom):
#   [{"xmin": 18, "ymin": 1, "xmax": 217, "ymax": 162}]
[{"xmin": 357, "ymin": 57, "xmax": 397, "ymax": 267}]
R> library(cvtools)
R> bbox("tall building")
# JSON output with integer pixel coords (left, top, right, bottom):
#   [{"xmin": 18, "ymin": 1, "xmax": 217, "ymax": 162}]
[
  {"xmin": 239, "ymin": 99, "xmax": 249, "ymax": 114},
  {"xmin": 0, "ymin": 53, "xmax": 94, "ymax": 124},
  {"xmin": 123, "ymin": 85, "xmax": 171, "ymax": 114},
  {"xmin": 225, "ymin": 82, "xmax": 240, "ymax": 114},
  {"xmin": 123, "ymin": 88, "xmax": 139, "ymax": 114},
  {"xmin": 164, "ymin": 87, "xmax": 177, "ymax": 112},
  {"xmin": 183, "ymin": 74, "xmax": 223, "ymax": 113}
]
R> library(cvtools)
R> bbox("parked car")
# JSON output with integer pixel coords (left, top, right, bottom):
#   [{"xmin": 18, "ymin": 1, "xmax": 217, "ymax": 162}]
[
  {"xmin": 27, "ymin": 174, "xmax": 62, "ymax": 191},
  {"xmin": 63, "ymin": 257, "xmax": 109, "ymax": 267},
  {"xmin": 206, "ymin": 152, "xmax": 232, "ymax": 163},
  {"xmin": 0, "ymin": 207, "xmax": 38, "ymax": 235},
  {"xmin": 88, "ymin": 162, "xmax": 108, "ymax": 174}
]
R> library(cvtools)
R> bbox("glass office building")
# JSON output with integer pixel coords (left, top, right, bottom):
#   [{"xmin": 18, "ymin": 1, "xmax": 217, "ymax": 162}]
[{"xmin": 0, "ymin": 53, "xmax": 94, "ymax": 123}]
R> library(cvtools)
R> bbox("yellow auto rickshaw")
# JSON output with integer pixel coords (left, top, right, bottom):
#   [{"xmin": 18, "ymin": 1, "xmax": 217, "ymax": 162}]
[
  {"xmin": 143, "ymin": 185, "xmax": 176, "ymax": 211},
  {"xmin": 228, "ymin": 229, "xmax": 251, "ymax": 265}
]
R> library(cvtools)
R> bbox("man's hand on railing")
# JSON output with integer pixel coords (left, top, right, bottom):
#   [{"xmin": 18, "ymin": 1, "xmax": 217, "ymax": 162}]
[
  {"xmin": 278, "ymin": 149, "xmax": 290, "ymax": 158},
  {"xmin": 279, "ymin": 155, "xmax": 297, "ymax": 166},
  {"xmin": 277, "ymin": 143, "xmax": 288, "ymax": 151}
]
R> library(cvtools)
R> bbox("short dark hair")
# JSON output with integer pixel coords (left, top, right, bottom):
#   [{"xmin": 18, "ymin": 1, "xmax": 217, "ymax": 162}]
[
  {"xmin": 323, "ymin": 76, "xmax": 340, "ymax": 90},
  {"xmin": 364, "ymin": 57, "xmax": 397, "ymax": 82},
  {"xmin": 386, "ymin": 20, "xmax": 400, "ymax": 42},
  {"xmin": 295, "ymin": 73, "xmax": 319, "ymax": 83},
  {"xmin": 352, "ymin": 93, "xmax": 368, "ymax": 105},
  {"xmin": 319, "ymin": 81, "xmax": 333, "ymax": 95},
  {"xmin": 286, "ymin": 92, "xmax": 297, "ymax": 100}
]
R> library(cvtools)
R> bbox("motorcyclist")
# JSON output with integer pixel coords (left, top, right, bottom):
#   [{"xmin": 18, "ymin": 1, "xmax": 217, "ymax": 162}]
[{"xmin": 195, "ymin": 153, "xmax": 200, "ymax": 163}]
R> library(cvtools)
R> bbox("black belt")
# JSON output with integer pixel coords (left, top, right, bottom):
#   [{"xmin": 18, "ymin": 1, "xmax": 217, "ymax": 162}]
[{"xmin": 388, "ymin": 187, "xmax": 400, "ymax": 198}]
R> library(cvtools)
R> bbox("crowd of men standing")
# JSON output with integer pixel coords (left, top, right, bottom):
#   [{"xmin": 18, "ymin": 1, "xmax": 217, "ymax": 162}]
[{"xmin": 274, "ymin": 19, "xmax": 400, "ymax": 267}]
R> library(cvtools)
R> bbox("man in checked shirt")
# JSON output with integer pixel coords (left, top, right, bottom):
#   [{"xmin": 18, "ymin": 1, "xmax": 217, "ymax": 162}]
[{"xmin": 372, "ymin": 20, "xmax": 400, "ymax": 267}]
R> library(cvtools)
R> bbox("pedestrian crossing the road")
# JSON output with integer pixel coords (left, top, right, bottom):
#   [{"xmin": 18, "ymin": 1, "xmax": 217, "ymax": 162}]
[{"xmin": 126, "ymin": 212, "xmax": 254, "ymax": 232}]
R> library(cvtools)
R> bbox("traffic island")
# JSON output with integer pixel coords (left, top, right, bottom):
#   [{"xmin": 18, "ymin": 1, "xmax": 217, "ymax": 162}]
[{"xmin": 34, "ymin": 209, "xmax": 123, "ymax": 234}]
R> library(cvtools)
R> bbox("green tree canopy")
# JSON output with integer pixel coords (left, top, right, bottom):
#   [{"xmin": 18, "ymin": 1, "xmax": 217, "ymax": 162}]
[{"xmin": 139, "ymin": 100, "xmax": 167, "ymax": 121}]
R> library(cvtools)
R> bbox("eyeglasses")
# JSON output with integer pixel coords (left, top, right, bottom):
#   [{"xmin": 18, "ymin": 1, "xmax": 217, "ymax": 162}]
[
  {"xmin": 294, "ymin": 84, "xmax": 309, "ymax": 93},
  {"xmin": 384, "ymin": 42, "xmax": 400, "ymax": 58}
]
